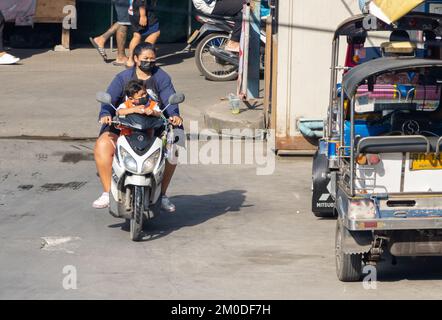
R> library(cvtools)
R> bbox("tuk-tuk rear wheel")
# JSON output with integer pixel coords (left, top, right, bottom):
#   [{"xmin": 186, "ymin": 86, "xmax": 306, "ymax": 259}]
[{"xmin": 335, "ymin": 219, "xmax": 363, "ymax": 282}]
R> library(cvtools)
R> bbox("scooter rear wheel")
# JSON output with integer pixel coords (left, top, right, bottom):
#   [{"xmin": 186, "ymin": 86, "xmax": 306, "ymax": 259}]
[{"xmin": 195, "ymin": 33, "xmax": 238, "ymax": 81}]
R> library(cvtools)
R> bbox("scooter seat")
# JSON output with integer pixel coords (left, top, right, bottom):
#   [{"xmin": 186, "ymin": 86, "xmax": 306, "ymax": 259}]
[{"xmin": 194, "ymin": 10, "xmax": 236, "ymax": 23}]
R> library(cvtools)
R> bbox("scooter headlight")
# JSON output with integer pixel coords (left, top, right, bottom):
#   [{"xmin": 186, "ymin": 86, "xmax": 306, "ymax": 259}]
[
  {"xmin": 120, "ymin": 147, "xmax": 138, "ymax": 173},
  {"xmin": 141, "ymin": 149, "xmax": 161, "ymax": 174}
]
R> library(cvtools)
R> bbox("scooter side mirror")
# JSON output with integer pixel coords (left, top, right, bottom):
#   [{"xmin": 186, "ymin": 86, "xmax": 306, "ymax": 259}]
[
  {"xmin": 96, "ymin": 92, "xmax": 112, "ymax": 105},
  {"xmin": 168, "ymin": 93, "xmax": 185, "ymax": 105}
]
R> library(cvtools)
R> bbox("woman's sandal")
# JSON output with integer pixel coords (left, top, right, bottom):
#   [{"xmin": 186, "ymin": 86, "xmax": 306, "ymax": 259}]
[{"xmin": 89, "ymin": 37, "xmax": 108, "ymax": 62}]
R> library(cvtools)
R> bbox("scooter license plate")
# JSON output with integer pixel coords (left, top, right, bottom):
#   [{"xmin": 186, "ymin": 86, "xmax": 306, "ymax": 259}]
[
  {"xmin": 410, "ymin": 153, "xmax": 442, "ymax": 171},
  {"xmin": 187, "ymin": 30, "xmax": 200, "ymax": 44}
]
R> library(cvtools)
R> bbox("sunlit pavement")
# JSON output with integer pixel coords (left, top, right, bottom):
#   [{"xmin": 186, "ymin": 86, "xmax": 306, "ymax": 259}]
[{"xmin": 1, "ymin": 140, "xmax": 442, "ymax": 299}]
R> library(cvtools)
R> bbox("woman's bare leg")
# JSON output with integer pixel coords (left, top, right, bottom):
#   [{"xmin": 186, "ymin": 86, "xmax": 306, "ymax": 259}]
[
  {"xmin": 94, "ymin": 22, "xmax": 120, "ymax": 48},
  {"xmin": 94, "ymin": 132, "xmax": 118, "ymax": 193}
]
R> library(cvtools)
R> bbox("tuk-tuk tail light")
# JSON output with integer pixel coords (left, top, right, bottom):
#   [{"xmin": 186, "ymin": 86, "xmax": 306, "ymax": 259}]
[
  {"xmin": 368, "ymin": 154, "xmax": 381, "ymax": 165},
  {"xmin": 357, "ymin": 154, "xmax": 368, "ymax": 165},
  {"xmin": 357, "ymin": 221, "xmax": 384, "ymax": 229},
  {"xmin": 357, "ymin": 154, "xmax": 381, "ymax": 166},
  {"xmin": 348, "ymin": 199, "xmax": 376, "ymax": 220},
  {"xmin": 363, "ymin": 221, "xmax": 378, "ymax": 229}
]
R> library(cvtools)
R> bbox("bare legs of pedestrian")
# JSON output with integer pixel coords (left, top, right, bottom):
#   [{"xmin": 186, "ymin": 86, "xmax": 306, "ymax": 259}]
[
  {"xmin": 93, "ymin": 22, "xmax": 129, "ymax": 64},
  {"xmin": 115, "ymin": 25, "xmax": 129, "ymax": 64}
]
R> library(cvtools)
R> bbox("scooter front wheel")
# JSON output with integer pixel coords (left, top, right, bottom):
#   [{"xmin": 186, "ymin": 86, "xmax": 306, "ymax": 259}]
[
  {"xmin": 130, "ymin": 186, "xmax": 145, "ymax": 242},
  {"xmin": 195, "ymin": 33, "xmax": 238, "ymax": 81}
]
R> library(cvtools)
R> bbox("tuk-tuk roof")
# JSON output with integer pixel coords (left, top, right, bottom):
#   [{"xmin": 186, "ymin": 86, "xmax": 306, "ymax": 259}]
[
  {"xmin": 342, "ymin": 57, "xmax": 442, "ymax": 97},
  {"xmin": 334, "ymin": 13, "xmax": 442, "ymax": 39}
]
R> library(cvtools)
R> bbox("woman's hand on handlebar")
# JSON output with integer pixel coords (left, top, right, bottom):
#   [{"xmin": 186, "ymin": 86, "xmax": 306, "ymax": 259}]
[
  {"xmin": 99, "ymin": 116, "xmax": 112, "ymax": 125},
  {"xmin": 169, "ymin": 116, "xmax": 183, "ymax": 127}
]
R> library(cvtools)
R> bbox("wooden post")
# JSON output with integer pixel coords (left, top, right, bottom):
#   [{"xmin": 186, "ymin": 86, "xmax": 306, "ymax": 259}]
[
  {"xmin": 237, "ymin": 3, "xmax": 250, "ymax": 99},
  {"xmin": 62, "ymin": 28, "xmax": 70, "ymax": 50},
  {"xmin": 270, "ymin": 35, "xmax": 278, "ymax": 130},
  {"xmin": 34, "ymin": 0, "xmax": 76, "ymax": 50}
]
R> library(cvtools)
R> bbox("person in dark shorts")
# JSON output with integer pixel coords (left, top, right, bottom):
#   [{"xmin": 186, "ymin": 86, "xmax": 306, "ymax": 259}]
[
  {"xmin": 89, "ymin": 0, "xmax": 131, "ymax": 66},
  {"xmin": 126, "ymin": 0, "xmax": 160, "ymax": 68}
]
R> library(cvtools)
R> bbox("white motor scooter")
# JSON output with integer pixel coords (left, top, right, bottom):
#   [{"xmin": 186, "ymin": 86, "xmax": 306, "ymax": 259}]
[{"xmin": 96, "ymin": 91, "xmax": 185, "ymax": 241}]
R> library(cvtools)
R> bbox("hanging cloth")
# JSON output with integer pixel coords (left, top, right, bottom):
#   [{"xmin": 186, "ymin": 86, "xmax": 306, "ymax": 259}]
[{"xmin": 369, "ymin": 0, "xmax": 425, "ymax": 25}]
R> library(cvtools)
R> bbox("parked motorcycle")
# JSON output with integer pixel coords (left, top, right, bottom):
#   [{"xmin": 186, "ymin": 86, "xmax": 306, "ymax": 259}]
[
  {"xmin": 187, "ymin": 11, "xmax": 266, "ymax": 82},
  {"xmin": 96, "ymin": 91, "xmax": 185, "ymax": 241}
]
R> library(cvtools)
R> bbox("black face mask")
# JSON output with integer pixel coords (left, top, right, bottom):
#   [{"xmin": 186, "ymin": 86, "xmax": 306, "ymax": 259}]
[
  {"xmin": 139, "ymin": 60, "xmax": 156, "ymax": 73},
  {"xmin": 135, "ymin": 96, "xmax": 149, "ymax": 106}
]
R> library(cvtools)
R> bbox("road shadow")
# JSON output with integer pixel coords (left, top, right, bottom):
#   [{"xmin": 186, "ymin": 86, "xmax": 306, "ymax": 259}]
[
  {"xmin": 375, "ymin": 255, "xmax": 442, "ymax": 282},
  {"xmin": 155, "ymin": 43, "xmax": 195, "ymax": 67},
  {"xmin": 80, "ymin": 42, "xmax": 195, "ymax": 67},
  {"xmin": 108, "ymin": 189, "xmax": 248, "ymax": 241},
  {"xmin": 5, "ymin": 48, "xmax": 51, "ymax": 61}
]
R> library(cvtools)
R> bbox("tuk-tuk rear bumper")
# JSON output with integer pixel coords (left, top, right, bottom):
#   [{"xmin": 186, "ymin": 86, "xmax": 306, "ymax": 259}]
[{"xmin": 345, "ymin": 217, "xmax": 442, "ymax": 231}]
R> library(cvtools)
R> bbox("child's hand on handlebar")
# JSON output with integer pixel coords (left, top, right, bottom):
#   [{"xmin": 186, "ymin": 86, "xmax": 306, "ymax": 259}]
[
  {"xmin": 134, "ymin": 106, "xmax": 146, "ymax": 114},
  {"xmin": 99, "ymin": 116, "xmax": 112, "ymax": 125}
]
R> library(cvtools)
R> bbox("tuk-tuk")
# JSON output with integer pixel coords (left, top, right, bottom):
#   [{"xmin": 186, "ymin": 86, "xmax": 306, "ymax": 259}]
[{"xmin": 312, "ymin": 12, "xmax": 442, "ymax": 281}]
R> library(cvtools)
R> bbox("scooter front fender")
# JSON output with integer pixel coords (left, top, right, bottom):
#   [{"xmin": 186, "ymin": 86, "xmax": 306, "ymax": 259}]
[{"xmin": 124, "ymin": 175, "xmax": 152, "ymax": 187}]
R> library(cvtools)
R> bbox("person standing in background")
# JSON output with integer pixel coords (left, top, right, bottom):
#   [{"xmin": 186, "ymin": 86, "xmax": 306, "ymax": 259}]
[
  {"xmin": 126, "ymin": 0, "xmax": 160, "ymax": 68},
  {"xmin": 89, "ymin": 0, "xmax": 131, "ymax": 66},
  {"xmin": 0, "ymin": 10, "xmax": 20, "ymax": 65}
]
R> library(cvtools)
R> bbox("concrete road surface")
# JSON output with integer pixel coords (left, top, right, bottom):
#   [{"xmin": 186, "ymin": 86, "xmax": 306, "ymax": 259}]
[{"xmin": 1, "ymin": 139, "xmax": 442, "ymax": 299}]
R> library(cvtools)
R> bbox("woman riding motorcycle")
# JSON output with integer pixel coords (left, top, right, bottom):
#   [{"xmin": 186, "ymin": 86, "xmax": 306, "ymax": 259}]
[{"xmin": 93, "ymin": 42, "xmax": 183, "ymax": 212}]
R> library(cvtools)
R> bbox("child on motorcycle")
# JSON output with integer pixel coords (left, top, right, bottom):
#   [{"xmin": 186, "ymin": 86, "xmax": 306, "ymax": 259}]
[{"xmin": 117, "ymin": 80, "xmax": 162, "ymax": 136}]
